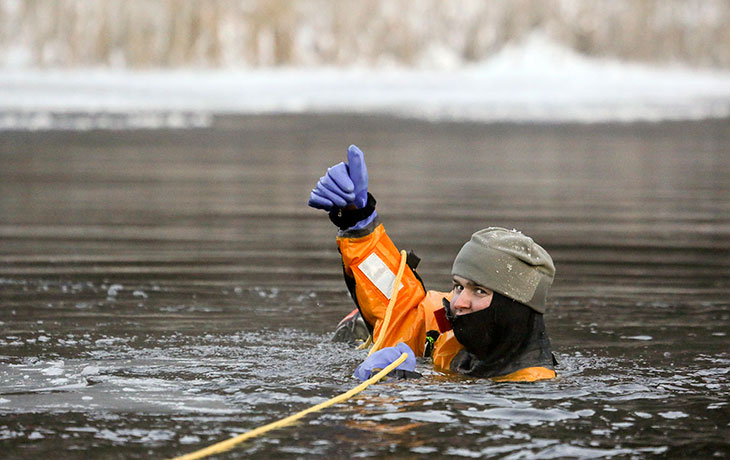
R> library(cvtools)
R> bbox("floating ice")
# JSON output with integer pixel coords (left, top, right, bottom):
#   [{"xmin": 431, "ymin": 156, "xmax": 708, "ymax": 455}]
[
  {"xmin": 180, "ymin": 435, "xmax": 201, "ymax": 445},
  {"xmin": 463, "ymin": 407, "xmax": 583, "ymax": 422},
  {"xmin": 41, "ymin": 361, "xmax": 65, "ymax": 376},
  {"xmin": 81, "ymin": 365, "xmax": 100, "ymax": 376},
  {"xmin": 107, "ymin": 284, "xmax": 123, "ymax": 297},
  {"xmin": 378, "ymin": 410, "xmax": 457, "ymax": 423},
  {"xmin": 659, "ymin": 411, "xmax": 688, "ymax": 419}
]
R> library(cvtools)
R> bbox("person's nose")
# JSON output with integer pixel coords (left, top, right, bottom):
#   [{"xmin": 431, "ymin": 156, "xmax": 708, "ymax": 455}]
[{"xmin": 452, "ymin": 290, "xmax": 472, "ymax": 313}]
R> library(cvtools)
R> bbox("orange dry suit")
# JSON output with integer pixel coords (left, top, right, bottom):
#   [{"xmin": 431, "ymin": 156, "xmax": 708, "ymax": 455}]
[{"xmin": 337, "ymin": 219, "xmax": 556, "ymax": 382}]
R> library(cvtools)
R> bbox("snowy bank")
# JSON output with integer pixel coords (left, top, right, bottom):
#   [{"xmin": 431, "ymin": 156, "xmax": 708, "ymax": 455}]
[{"xmin": 2, "ymin": 36, "xmax": 730, "ymax": 130}]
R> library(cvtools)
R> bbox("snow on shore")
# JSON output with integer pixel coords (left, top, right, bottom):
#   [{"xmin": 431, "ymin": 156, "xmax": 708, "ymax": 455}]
[{"xmin": 2, "ymin": 35, "xmax": 729, "ymax": 130}]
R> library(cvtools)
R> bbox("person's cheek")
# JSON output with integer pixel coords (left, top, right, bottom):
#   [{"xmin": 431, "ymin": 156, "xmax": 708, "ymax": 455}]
[{"xmin": 450, "ymin": 290, "xmax": 460, "ymax": 309}]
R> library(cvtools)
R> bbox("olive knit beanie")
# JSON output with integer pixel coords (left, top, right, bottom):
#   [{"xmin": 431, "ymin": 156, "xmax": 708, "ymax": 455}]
[{"xmin": 451, "ymin": 227, "xmax": 555, "ymax": 313}]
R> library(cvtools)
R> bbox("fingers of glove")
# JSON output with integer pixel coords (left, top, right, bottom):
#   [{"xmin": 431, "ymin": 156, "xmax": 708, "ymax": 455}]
[
  {"xmin": 353, "ymin": 347, "xmax": 401, "ymax": 381},
  {"xmin": 307, "ymin": 189, "xmax": 335, "ymax": 210},
  {"xmin": 326, "ymin": 162, "xmax": 355, "ymax": 194},
  {"xmin": 347, "ymin": 145, "xmax": 369, "ymax": 208},
  {"xmin": 320, "ymin": 172, "xmax": 356, "ymax": 203},
  {"xmin": 312, "ymin": 178, "xmax": 349, "ymax": 207},
  {"xmin": 352, "ymin": 362, "xmax": 372, "ymax": 381},
  {"xmin": 395, "ymin": 342, "xmax": 415, "ymax": 358},
  {"xmin": 395, "ymin": 342, "xmax": 417, "ymax": 371},
  {"xmin": 366, "ymin": 347, "xmax": 402, "ymax": 369}
]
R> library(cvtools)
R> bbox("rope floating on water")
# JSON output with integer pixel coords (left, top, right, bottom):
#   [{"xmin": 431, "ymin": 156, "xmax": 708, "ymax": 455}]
[
  {"xmin": 169, "ymin": 352, "xmax": 408, "ymax": 460},
  {"xmin": 170, "ymin": 250, "xmax": 410, "ymax": 459}
]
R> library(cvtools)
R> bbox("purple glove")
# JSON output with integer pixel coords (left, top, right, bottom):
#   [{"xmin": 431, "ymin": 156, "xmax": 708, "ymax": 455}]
[
  {"xmin": 353, "ymin": 342, "xmax": 417, "ymax": 381},
  {"xmin": 308, "ymin": 145, "xmax": 369, "ymax": 210},
  {"xmin": 347, "ymin": 144, "xmax": 369, "ymax": 209}
]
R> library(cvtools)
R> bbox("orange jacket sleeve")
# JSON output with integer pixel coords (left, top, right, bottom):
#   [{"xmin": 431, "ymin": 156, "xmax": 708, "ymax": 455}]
[{"xmin": 336, "ymin": 222, "xmax": 429, "ymax": 355}]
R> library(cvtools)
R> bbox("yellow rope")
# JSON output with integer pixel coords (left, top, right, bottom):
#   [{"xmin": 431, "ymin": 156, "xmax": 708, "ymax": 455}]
[
  {"xmin": 367, "ymin": 249, "xmax": 408, "ymax": 357},
  {"xmin": 355, "ymin": 334, "xmax": 372, "ymax": 350},
  {"xmin": 169, "ymin": 352, "xmax": 409, "ymax": 460},
  {"xmin": 169, "ymin": 250, "xmax": 410, "ymax": 460}
]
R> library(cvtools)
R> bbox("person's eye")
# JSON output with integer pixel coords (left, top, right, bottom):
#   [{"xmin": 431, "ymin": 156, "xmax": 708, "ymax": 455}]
[
  {"xmin": 453, "ymin": 283, "xmax": 463, "ymax": 292},
  {"xmin": 475, "ymin": 288, "xmax": 488, "ymax": 296}
]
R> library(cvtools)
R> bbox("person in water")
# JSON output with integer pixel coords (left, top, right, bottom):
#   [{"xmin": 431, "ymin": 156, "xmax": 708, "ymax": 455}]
[{"xmin": 308, "ymin": 145, "xmax": 557, "ymax": 382}]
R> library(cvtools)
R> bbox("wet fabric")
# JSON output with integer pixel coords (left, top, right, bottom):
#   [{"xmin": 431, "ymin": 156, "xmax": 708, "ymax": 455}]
[{"xmin": 336, "ymin": 219, "xmax": 556, "ymax": 381}]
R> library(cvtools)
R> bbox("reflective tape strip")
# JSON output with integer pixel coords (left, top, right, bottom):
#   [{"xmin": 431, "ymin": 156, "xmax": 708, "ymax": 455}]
[{"xmin": 358, "ymin": 252, "xmax": 403, "ymax": 300}]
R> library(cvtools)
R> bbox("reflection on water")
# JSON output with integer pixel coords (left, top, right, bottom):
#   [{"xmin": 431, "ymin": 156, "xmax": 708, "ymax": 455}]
[{"xmin": 1, "ymin": 115, "xmax": 729, "ymax": 459}]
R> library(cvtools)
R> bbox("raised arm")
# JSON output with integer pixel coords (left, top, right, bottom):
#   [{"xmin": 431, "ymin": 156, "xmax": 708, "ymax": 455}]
[{"xmin": 307, "ymin": 145, "xmax": 428, "ymax": 354}]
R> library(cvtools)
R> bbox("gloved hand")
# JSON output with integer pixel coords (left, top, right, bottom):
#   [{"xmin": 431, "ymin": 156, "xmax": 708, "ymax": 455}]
[
  {"xmin": 308, "ymin": 144, "xmax": 369, "ymax": 210},
  {"xmin": 353, "ymin": 342, "xmax": 419, "ymax": 381}
]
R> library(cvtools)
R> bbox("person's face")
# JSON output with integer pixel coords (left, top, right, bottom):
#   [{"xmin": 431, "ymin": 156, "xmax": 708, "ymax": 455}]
[{"xmin": 450, "ymin": 275, "xmax": 494, "ymax": 316}]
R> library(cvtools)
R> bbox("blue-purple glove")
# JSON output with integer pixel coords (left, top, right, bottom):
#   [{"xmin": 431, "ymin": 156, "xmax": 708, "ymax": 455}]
[
  {"xmin": 353, "ymin": 342, "xmax": 418, "ymax": 381},
  {"xmin": 308, "ymin": 145, "xmax": 369, "ymax": 210},
  {"xmin": 308, "ymin": 145, "xmax": 376, "ymax": 230}
]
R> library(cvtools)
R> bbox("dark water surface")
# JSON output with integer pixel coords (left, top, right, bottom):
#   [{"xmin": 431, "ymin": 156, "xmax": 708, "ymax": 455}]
[{"xmin": 1, "ymin": 115, "xmax": 729, "ymax": 459}]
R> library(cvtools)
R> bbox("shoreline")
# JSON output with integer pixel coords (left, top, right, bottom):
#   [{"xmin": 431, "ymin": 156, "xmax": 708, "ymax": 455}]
[{"xmin": 1, "ymin": 110, "xmax": 729, "ymax": 133}]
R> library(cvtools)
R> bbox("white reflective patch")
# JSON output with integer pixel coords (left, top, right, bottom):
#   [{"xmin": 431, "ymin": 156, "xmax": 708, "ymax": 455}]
[{"xmin": 358, "ymin": 252, "xmax": 403, "ymax": 299}]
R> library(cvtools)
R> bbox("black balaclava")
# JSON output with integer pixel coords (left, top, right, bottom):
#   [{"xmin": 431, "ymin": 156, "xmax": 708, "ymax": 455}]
[{"xmin": 445, "ymin": 292, "xmax": 538, "ymax": 377}]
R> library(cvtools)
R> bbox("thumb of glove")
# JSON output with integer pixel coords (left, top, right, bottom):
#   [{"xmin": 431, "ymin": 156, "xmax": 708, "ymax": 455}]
[{"xmin": 347, "ymin": 144, "xmax": 369, "ymax": 208}]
